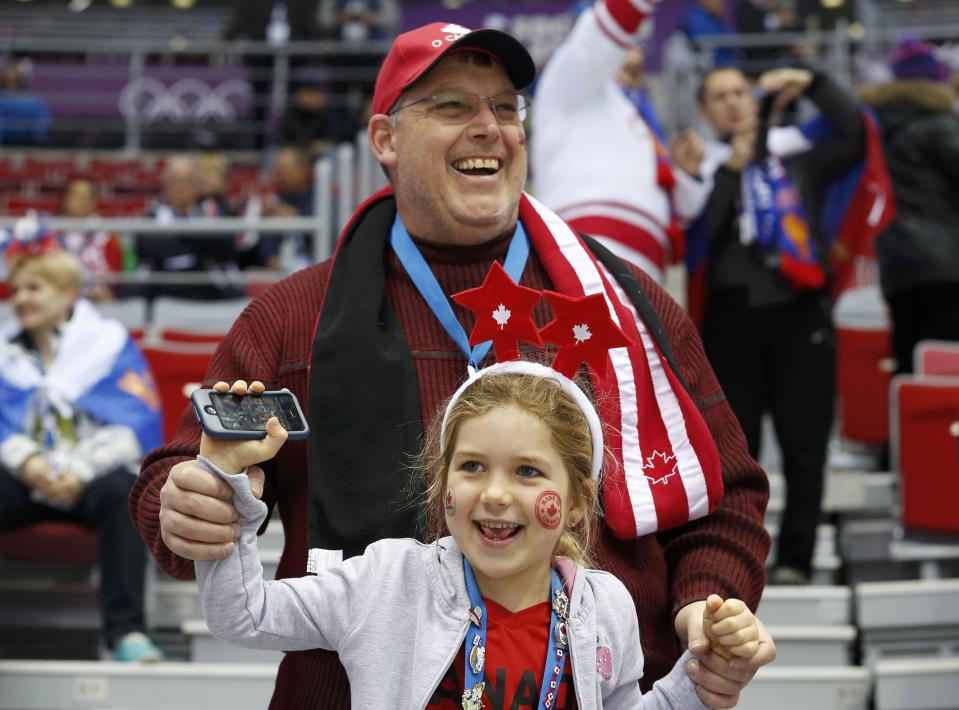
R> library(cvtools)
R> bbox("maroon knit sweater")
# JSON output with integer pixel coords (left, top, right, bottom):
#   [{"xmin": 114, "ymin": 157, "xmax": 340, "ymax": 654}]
[{"xmin": 131, "ymin": 232, "xmax": 769, "ymax": 708}]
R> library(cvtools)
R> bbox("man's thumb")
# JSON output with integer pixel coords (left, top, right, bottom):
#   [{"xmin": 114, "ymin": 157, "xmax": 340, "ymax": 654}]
[{"xmin": 247, "ymin": 465, "xmax": 266, "ymax": 500}]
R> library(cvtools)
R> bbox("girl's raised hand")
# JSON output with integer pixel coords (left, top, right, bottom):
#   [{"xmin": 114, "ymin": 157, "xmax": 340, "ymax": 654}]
[
  {"xmin": 198, "ymin": 380, "xmax": 289, "ymax": 475},
  {"xmin": 703, "ymin": 594, "xmax": 760, "ymax": 659}
]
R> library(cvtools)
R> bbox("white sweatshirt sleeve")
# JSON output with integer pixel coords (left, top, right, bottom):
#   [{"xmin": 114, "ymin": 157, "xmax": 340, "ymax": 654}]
[
  {"xmin": 535, "ymin": 0, "xmax": 659, "ymax": 112},
  {"xmin": 194, "ymin": 457, "xmax": 376, "ymax": 653}
]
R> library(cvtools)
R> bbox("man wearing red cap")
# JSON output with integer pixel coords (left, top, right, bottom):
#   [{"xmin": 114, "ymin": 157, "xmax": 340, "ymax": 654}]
[{"xmin": 131, "ymin": 14, "xmax": 774, "ymax": 709}]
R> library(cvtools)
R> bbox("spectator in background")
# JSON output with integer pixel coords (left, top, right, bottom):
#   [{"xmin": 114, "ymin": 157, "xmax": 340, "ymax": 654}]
[
  {"xmin": 860, "ymin": 39, "xmax": 959, "ymax": 373},
  {"xmin": 734, "ymin": 0, "xmax": 802, "ymax": 74},
  {"xmin": 532, "ymin": 5, "xmax": 711, "ymax": 284},
  {"xmin": 260, "ymin": 145, "xmax": 316, "ymax": 269},
  {"xmin": 0, "ymin": 55, "xmax": 51, "ymax": 146},
  {"xmin": 58, "ymin": 178, "xmax": 125, "ymax": 302},
  {"xmin": 681, "ymin": 0, "xmax": 740, "ymax": 67},
  {"xmin": 220, "ymin": 0, "xmax": 324, "ymax": 149},
  {"xmin": 695, "ymin": 66, "xmax": 865, "ymax": 584},
  {"xmin": 134, "ymin": 156, "xmax": 245, "ymax": 300},
  {"xmin": 0, "ymin": 226, "xmax": 163, "ymax": 662},
  {"xmin": 277, "ymin": 83, "xmax": 358, "ymax": 157}
]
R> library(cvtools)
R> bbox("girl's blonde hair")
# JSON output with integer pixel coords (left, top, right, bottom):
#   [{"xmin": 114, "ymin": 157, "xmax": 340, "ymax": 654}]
[
  {"xmin": 423, "ymin": 371, "xmax": 600, "ymax": 565},
  {"xmin": 8, "ymin": 249, "xmax": 84, "ymax": 297}
]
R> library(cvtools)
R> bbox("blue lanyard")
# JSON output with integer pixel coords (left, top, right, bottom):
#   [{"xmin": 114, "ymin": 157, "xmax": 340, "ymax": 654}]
[
  {"xmin": 389, "ymin": 216, "xmax": 531, "ymax": 371},
  {"xmin": 461, "ymin": 558, "xmax": 570, "ymax": 710}
]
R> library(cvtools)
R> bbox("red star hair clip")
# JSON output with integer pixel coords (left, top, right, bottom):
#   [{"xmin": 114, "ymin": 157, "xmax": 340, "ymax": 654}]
[
  {"xmin": 451, "ymin": 260, "xmax": 544, "ymax": 362},
  {"xmin": 1, "ymin": 211, "xmax": 60, "ymax": 263},
  {"xmin": 538, "ymin": 291, "xmax": 633, "ymax": 379}
]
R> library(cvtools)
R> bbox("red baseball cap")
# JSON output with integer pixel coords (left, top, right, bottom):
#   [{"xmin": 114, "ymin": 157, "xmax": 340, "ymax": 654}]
[{"xmin": 371, "ymin": 22, "xmax": 536, "ymax": 116}]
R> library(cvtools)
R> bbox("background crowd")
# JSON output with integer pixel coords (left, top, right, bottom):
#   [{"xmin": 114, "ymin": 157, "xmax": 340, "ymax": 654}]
[{"xmin": 0, "ymin": 0, "xmax": 957, "ymax": 706}]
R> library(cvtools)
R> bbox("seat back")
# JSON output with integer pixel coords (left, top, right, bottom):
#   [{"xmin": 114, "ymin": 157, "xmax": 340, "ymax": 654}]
[
  {"xmin": 890, "ymin": 376, "xmax": 959, "ymax": 535},
  {"xmin": 915, "ymin": 340, "xmax": 959, "ymax": 378},
  {"xmin": 141, "ymin": 342, "xmax": 216, "ymax": 442},
  {"xmin": 0, "ymin": 520, "xmax": 96, "ymax": 563}
]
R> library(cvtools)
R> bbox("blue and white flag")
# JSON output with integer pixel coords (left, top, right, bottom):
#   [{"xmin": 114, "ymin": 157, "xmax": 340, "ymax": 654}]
[{"xmin": 0, "ymin": 300, "xmax": 162, "ymax": 456}]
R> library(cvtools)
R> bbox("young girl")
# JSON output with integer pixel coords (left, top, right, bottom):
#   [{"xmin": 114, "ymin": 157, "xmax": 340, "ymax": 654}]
[{"xmin": 196, "ymin": 361, "xmax": 759, "ymax": 709}]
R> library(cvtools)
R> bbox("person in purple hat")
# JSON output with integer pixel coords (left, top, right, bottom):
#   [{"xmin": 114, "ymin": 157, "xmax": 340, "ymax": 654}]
[
  {"xmin": 132, "ymin": 15, "xmax": 774, "ymax": 709},
  {"xmin": 860, "ymin": 38, "xmax": 959, "ymax": 373}
]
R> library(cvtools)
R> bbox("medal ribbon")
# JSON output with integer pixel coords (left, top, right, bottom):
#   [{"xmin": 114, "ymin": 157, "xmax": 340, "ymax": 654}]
[
  {"xmin": 389, "ymin": 216, "xmax": 531, "ymax": 371},
  {"xmin": 461, "ymin": 557, "xmax": 570, "ymax": 710}
]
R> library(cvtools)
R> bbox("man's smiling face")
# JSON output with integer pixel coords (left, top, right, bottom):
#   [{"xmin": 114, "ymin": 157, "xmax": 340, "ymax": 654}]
[{"xmin": 377, "ymin": 52, "xmax": 527, "ymax": 245}]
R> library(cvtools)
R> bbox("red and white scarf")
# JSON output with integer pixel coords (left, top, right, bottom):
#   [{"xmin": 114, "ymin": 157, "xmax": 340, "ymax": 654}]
[{"xmin": 519, "ymin": 192, "xmax": 723, "ymax": 537}]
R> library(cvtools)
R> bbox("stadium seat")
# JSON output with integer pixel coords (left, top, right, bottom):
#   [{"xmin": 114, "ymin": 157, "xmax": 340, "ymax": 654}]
[
  {"xmin": 96, "ymin": 297, "xmax": 148, "ymax": 338},
  {"xmin": 0, "ymin": 520, "xmax": 96, "ymax": 564},
  {"xmin": 151, "ymin": 296, "xmax": 249, "ymax": 337},
  {"xmin": 158, "ymin": 329, "xmax": 225, "ymax": 345},
  {"xmin": 141, "ymin": 342, "xmax": 216, "ymax": 442},
  {"xmin": 915, "ymin": 340, "xmax": 959, "ymax": 378},
  {"xmin": 836, "ymin": 325, "xmax": 895, "ymax": 445},
  {"xmin": 4, "ymin": 194, "xmax": 60, "ymax": 216},
  {"xmin": 97, "ymin": 196, "xmax": 148, "ymax": 217},
  {"xmin": 22, "ymin": 156, "xmax": 77, "ymax": 189},
  {"xmin": 890, "ymin": 375, "xmax": 959, "ymax": 535}
]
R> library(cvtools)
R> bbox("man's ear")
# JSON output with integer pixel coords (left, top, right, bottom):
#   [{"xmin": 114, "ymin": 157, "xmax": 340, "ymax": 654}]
[{"xmin": 368, "ymin": 114, "xmax": 398, "ymax": 170}]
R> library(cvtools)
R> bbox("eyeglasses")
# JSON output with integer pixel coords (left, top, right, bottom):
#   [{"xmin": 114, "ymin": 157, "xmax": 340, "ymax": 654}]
[{"xmin": 389, "ymin": 89, "xmax": 529, "ymax": 125}]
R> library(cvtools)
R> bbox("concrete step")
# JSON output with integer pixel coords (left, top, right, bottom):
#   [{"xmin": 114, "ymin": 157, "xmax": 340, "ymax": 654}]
[
  {"xmin": 765, "ymin": 625, "xmax": 857, "ymax": 666},
  {"xmin": 759, "ymin": 585, "xmax": 852, "ymax": 626},
  {"xmin": 181, "ymin": 620, "xmax": 283, "ymax": 665},
  {"xmin": 735, "ymin": 665, "xmax": 870, "ymax": 710},
  {"xmin": 856, "ymin": 578, "xmax": 959, "ymax": 662},
  {"xmin": 874, "ymin": 657, "xmax": 959, "ymax": 710},
  {"xmin": 0, "ymin": 660, "xmax": 276, "ymax": 710}
]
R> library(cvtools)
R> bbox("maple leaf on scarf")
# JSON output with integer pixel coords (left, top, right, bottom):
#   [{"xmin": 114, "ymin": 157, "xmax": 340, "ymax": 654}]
[
  {"xmin": 642, "ymin": 450, "xmax": 678, "ymax": 485},
  {"xmin": 451, "ymin": 261, "xmax": 543, "ymax": 362},
  {"xmin": 539, "ymin": 291, "xmax": 633, "ymax": 378}
]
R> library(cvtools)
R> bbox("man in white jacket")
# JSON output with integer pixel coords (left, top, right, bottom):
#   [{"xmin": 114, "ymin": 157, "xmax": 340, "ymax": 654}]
[{"xmin": 531, "ymin": 0, "xmax": 709, "ymax": 284}]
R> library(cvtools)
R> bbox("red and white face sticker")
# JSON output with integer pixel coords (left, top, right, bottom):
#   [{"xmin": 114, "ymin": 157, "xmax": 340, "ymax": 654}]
[
  {"xmin": 445, "ymin": 487, "xmax": 456, "ymax": 516},
  {"xmin": 535, "ymin": 490, "xmax": 563, "ymax": 530}
]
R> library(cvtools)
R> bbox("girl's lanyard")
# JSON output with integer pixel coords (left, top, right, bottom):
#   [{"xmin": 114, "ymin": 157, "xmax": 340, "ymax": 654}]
[
  {"xmin": 389, "ymin": 216, "xmax": 531, "ymax": 373},
  {"xmin": 461, "ymin": 557, "xmax": 571, "ymax": 710}
]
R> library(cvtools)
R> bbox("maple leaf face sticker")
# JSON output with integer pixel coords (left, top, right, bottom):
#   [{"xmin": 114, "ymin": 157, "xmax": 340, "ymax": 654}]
[
  {"xmin": 492, "ymin": 304, "xmax": 511, "ymax": 330},
  {"xmin": 642, "ymin": 450, "xmax": 678, "ymax": 485},
  {"xmin": 572, "ymin": 323, "xmax": 592, "ymax": 344},
  {"xmin": 535, "ymin": 490, "xmax": 563, "ymax": 530}
]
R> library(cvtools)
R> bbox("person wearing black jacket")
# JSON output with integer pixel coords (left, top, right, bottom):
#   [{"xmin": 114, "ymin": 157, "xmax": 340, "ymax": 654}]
[
  {"xmin": 696, "ymin": 66, "xmax": 866, "ymax": 584},
  {"xmin": 860, "ymin": 43, "xmax": 959, "ymax": 374}
]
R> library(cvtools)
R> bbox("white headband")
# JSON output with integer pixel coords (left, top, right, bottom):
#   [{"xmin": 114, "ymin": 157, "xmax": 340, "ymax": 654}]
[{"xmin": 440, "ymin": 361, "xmax": 604, "ymax": 481}]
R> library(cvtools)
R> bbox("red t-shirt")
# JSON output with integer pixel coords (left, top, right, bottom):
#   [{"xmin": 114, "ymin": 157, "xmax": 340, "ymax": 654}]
[{"xmin": 426, "ymin": 598, "xmax": 578, "ymax": 710}]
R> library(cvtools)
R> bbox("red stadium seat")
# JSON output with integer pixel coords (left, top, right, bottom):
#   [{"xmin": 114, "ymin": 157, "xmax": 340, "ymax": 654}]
[
  {"xmin": 0, "ymin": 520, "xmax": 97, "ymax": 563},
  {"xmin": 890, "ymin": 376, "xmax": 959, "ymax": 535},
  {"xmin": 141, "ymin": 342, "xmax": 216, "ymax": 443},
  {"xmin": 916, "ymin": 341, "xmax": 959, "ymax": 378},
  {"xmin": 4, "ymin": 194, "xmax": 61, "ymax": 216},
  {"xmin": 22, "ymin": 156, "xmax": 79, "ymax": 189},
  {"xmin": 97, "ymin": 196, "xmax": 148, "ymax": 217},
  {"xmin": 158, "ymin": 329, "xmax": 225, "ymax": 345},
  {"xmin": 836, "ymin": 325, "xmax": 895, "ymax": 445}
]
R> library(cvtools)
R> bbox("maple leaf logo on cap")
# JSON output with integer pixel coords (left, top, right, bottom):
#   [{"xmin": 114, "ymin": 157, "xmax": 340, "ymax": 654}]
[
  {"xmin": 642, "ymin": 450, "xmax": 678, "ymax": 485},
  {"xmin": 440, "ymin": 23, "xmax": 471, "ymax": 39}
]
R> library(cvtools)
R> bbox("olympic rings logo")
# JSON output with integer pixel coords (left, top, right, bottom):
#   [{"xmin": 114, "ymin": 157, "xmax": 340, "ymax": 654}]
[{"xmin": 118, "ymin": 77, "xmax": 251, "ymax": 123}]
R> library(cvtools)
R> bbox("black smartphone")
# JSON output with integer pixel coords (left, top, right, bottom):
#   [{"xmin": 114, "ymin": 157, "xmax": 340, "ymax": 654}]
[{"xmin": 191, "ymin": 389, "xmax": 310, "ymax": 441}]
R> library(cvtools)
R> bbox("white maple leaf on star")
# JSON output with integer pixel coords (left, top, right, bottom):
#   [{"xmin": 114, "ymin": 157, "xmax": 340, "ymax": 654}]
[
  {"xmin": 492, "ymin": 304, "xmax": 511, "ymax": 330},
  {"xmin": 572, "ymin": 323, "xmax": 592, "ymax": 344}
]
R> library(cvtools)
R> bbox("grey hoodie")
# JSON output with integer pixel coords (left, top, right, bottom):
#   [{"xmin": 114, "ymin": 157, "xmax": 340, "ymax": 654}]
[{"xmin": 196, "ymin": 462, "xmax": 708, "ymax": 710}]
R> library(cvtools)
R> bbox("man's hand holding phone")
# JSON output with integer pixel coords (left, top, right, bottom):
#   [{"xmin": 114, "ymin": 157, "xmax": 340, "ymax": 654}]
[{"xmin": 198, "ymin": 380, "xmax": 290, "ymax": 475}]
